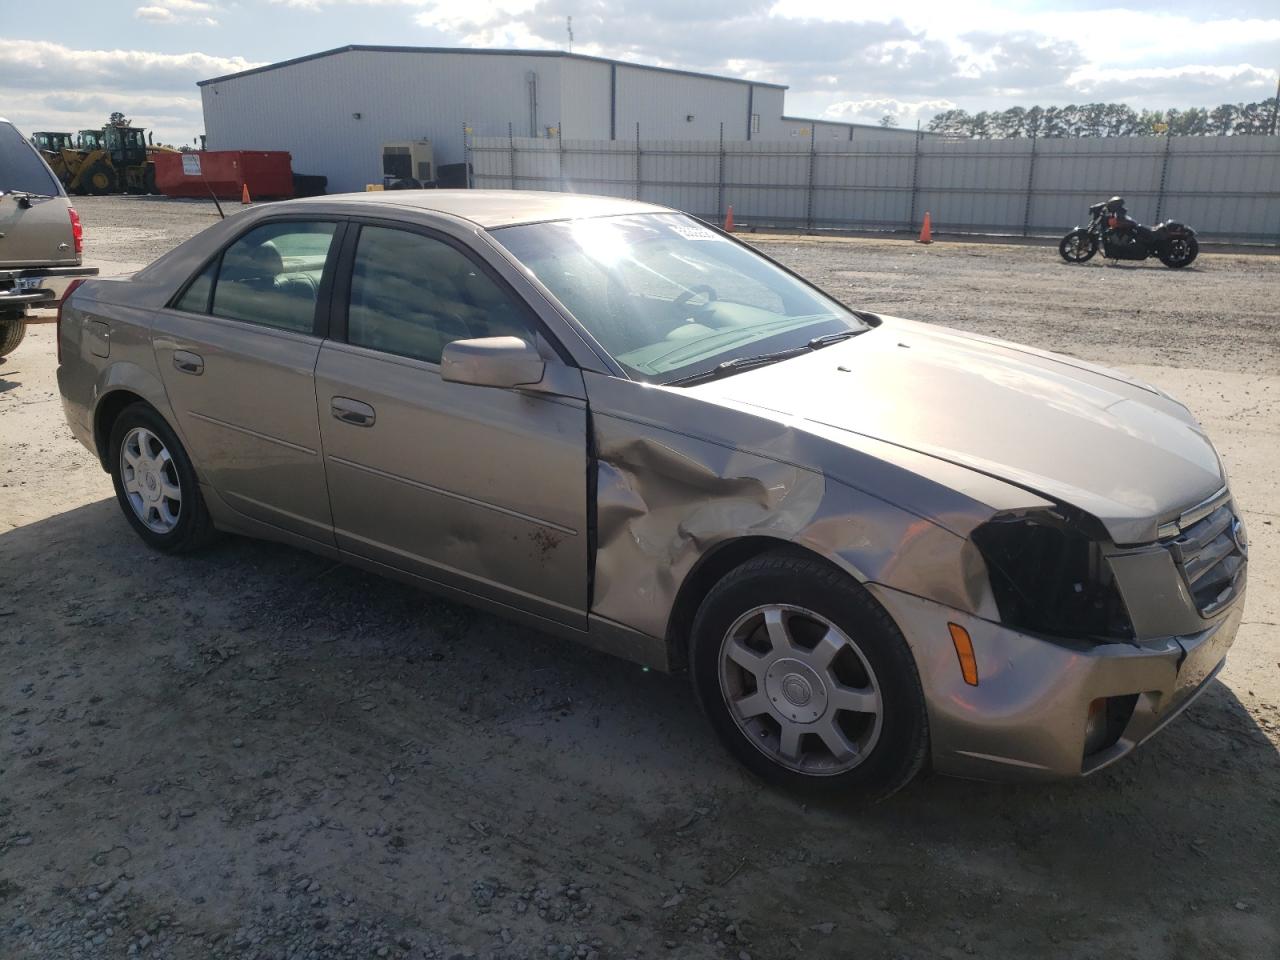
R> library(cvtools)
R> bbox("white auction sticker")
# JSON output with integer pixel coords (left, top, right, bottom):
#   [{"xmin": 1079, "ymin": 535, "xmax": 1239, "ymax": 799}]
[
  {"xmin": 669, "ymin": 222, "xmax": 723, "ymax": 242},
  {"xmin": 181, "ymin": 154, "xmax": 202, "ymax": 176}
]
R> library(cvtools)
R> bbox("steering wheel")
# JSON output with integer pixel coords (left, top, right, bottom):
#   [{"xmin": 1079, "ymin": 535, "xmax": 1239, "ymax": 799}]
[{"xmin": 674, "ymin": 284, "xmax": 718, "ymax": 314}]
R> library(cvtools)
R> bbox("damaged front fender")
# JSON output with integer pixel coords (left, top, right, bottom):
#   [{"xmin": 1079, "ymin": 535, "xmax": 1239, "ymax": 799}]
[{"xmin": 585, "ymin": 373, "xmax": 1012, "ymax": 657}]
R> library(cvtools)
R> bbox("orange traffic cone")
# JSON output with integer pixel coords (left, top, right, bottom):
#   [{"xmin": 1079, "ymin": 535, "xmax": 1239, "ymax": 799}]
[
  {"xmin": 241, "ymin": 183, "xmax": 251, "ymax": 205},
  {"xmin": 917, "ymin": 211, "xmax": 933, "ymax": 244},
  {"xmin": 723, "ymin": 204, "xmax": 734, "ymax": 233}
]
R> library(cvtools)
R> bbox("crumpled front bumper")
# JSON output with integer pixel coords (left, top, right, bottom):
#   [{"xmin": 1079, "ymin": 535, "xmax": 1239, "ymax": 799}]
[{"xmin": 867, "ymin": 581, "xmax": 1245, "ymax": 781}]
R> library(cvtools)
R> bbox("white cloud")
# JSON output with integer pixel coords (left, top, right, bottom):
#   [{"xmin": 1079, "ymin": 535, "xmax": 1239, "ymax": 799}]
[
  {"xmin": 0, "ymin": 41, "xmax": 262, "ymax": 144},
  {"xmin": 134, "ymin": 0, "xmax": 219, "ymax": 25}
]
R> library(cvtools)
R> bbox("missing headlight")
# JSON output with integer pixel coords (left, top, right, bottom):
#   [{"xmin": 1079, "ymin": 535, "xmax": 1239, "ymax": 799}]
[{"xmin": 972, "ymin": 512, "xmax": 1134, "ymax": 641}]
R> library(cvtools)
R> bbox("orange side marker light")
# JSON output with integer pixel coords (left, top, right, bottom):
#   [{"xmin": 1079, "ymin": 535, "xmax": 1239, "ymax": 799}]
[{"xmin": 948, "ymin": 622, "xmax": 979, "ymax": 686}]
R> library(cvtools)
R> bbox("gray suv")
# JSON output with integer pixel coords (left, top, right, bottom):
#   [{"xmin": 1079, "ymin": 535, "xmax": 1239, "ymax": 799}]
[{"xmin": 0, "ymin": 117, "xmax": 96, "ymax": 358}]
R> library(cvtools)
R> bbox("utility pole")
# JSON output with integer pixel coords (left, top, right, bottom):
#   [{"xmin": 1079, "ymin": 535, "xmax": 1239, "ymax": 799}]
[{"xmin": 566, "ymin": 16, "xmax": 574, "ymax": 53}]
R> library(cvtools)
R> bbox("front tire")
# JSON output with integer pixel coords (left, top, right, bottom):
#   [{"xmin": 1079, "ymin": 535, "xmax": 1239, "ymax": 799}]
[
  {"xmin": 108, "ymin": 403, "xmax": 215, "ymax": 553},
  {"xmin": 0, "ymin": 315, "xmax": 26, "ymax": 358},
  {"xmin": 82, "ymin": 162, "xmax": 117, "ymax": 196},
  {"xmin": 1159, "ymin": 236, "xmax": 1198, "ymax": 268},
  {"xmin": 689, "ymin": 551, "xmax": 928, "ymax": 800},
  {"xmin": 1059, "ymin": 230, "xmax": 1097, "ymax": 263}
]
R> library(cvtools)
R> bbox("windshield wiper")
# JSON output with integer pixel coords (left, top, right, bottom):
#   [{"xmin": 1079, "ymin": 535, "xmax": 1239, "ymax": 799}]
[
  {"xmin": 807, "ymin": 329, "xmax": 865, "ymax": 349},
  {"xmin": 665, "ymin": 328, "xmax": 869, "ymax": 387},
  {"xmin": 664, "ymin": 346, "xmax": 814, "ymax": 386},
  {"xmin": 2, "ymin": 190, "xmax": 56, "ymax": 208}
]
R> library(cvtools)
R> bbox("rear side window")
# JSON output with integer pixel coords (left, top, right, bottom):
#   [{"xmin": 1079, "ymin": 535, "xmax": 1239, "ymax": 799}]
[
  {"xmin": 209, "ymin": 221, "xmax": 337, "ymax": 334},
  {"xmin": 174, "ymin": 261, "xmax": 216, "ymax": 314},
  {"xmin": 0, "ymin": 121, "xmax": 61, "ymax": 195},
  {"xmin": 346, "ymin": 225, "xmax": 534, "ymax": 364}
]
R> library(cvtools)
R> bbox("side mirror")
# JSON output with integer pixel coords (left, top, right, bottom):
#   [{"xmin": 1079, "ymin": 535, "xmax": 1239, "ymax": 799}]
[{"xmin": 440, "ymin": 336, "xmax": 545, "ymax": 389}]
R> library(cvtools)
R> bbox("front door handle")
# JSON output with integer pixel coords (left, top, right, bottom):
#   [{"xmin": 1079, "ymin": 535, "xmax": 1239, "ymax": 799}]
[
  {"xmin": 331, "ymin": 396, "xmax": 375, "ymax": 427},
  {"xmin": 173, "ymin": 350, "xmax": 204, "ymax": 375}
]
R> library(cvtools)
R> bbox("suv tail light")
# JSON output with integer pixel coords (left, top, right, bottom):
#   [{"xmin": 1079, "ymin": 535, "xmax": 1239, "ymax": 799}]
[
  {"xmin": 68, "ymin": 206, "xmax": 84, "ymax": 256},
  {"xmin": 56, "ymin": 278, "xmax": 88, "ymax": 364}
]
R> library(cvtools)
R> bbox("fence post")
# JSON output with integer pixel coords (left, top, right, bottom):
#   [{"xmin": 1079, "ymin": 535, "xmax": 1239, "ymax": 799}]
[
  {"xmin": 806, "ymin": 125, "xmax": 817, "ymax": 231},
  {"xmin": 558, "ymin": 121, "xmax": 565, "ymax": 193},
  {"xmin": 634, "ymin": 122, "xmax": 642, "ymax": 201},
  {"xmin": 717, "ymin": 122, "xmax": 726, "ymax": 222},
  {"xmin": 508, "ymin": 122, "xmax": 516, "ymax": 190},
  {"xmin": 1022, "ymin": 130, "xmax": 1038, "ymax": 237},
  {"xmin": 1154, "ymin": 130, "xmax": 1173, "ymax": 223},
  {"xmin": 462, "ymin": 121, "xmax": 472, "ymax": 188},
  {"xmin": 908, "ymin": 127, "xmax": 922, "ymax": 232}
]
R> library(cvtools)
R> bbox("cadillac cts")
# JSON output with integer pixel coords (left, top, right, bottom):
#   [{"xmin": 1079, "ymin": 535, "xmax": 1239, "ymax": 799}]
[{"xmin": 56, "ymin": 192, "xmax": 1247, "ymax": 799}]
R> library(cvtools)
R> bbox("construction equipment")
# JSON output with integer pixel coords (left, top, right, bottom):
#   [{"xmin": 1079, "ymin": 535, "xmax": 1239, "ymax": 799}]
[
  {"xmin": 381, "ymin": 140, "xmax": 435, "ymax": 189},
  {"xmin": 39, "ymin": 126, "xmax": 160, "ymax": 195},
  {"xmin": 29, "ymin": 132, "xmax": 78, "ymax": 186},
  {"xmin": 66, "ymin": 128, "xmax": 115, "ymax": 195}
]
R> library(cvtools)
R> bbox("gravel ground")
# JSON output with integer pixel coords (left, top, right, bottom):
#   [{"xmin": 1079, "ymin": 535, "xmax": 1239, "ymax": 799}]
[{"xmin": 1, "ymin": 196, "xmax": 1278, "ymax": 960}]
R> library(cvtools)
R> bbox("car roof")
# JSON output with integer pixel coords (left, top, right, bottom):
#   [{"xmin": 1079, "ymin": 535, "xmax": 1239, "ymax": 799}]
[{"xmin": 278, "ymin": 190, "xmax": 674, "ymax": 229}]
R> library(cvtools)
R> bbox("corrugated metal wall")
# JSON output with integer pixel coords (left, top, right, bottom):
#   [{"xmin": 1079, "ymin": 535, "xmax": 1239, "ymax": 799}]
[
  {"xmin": 471, "ymin": 132, "xmax": 1280, "ymax": 243},
  {"xmin": 202, "ymin": 50, "xmax": 566, "ymax": 193}
]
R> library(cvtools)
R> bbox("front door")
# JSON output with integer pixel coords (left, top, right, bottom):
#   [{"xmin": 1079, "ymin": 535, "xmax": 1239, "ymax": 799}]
[
  {"xmin": 152, "ymin": 218, "xmax": 343, "ymax": 543},
  {"xmin": 314, "ymin": 222, "xmax": 589, "ymax": 626}
]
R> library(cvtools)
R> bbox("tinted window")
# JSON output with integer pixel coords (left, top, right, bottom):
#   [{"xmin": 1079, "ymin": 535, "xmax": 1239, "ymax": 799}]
[
  {"xmin": 174, "ymin": 261, "xmax": 216, "ymax": 314},
  {"xmin": 210, "ymin": 221, "xmax": 336, "ymax": 333},
  {"xmin": 0, "ymin": 121, "xmax": 61, "ymax": 195},
  {"xmin": 347, "ymin": 226, "xmax": 533, "ymax": 364}
]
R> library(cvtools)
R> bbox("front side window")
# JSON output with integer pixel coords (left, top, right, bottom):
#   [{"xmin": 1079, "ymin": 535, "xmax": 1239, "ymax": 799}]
[
  {"xmin": 346, "ymin": 225, "xmax": 533, "ymax": 364},
  {"xmin": 493, "ymin": 214, "xmax": 866, "ymax": 383},
  {"xmin": 209, "ymin": 221, "xmax": 337, "ymax": 333}
]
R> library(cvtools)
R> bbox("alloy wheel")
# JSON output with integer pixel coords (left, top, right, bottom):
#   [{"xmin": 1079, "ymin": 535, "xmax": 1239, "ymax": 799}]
[
  {"xmin": 717, "ymin": 604, "xmax": 883, "ymax": 775},
  {"xmin": 120, "ymin": 426, "xmax": 182, "ymax": 534}
]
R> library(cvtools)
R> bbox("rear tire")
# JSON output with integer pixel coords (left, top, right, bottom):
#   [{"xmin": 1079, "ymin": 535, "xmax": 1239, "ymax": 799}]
[
  {"xmin": 689, "ymin": 551, "xmax": 928, "ymax": 801},
  {"xmin": 1059, "ymin": 230, "xmax": 1097, "ymax": 263},
  {"xmin": 108, "ymin": 403, "xmax": 216, "ymax": 553},
  {"xmin": 0, "ymin": 315, "xmax": 26, "ymax": 358},
  {"xmin": 1158, "ymin": 236, "xmax": 1198, "ymax": 268}
]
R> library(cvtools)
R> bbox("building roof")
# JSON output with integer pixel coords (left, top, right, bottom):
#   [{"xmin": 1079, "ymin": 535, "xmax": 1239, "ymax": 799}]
[
  {"xmin": 781, "ymin": 115, "xmax": 937, "ymax": 135},
  {"xmin": 198, "ymin": 45, "xmax": 788, "ymax": 91},
  {"xmin": 278, "ymin": 189, "xmax": 673, "ymax": 229}
]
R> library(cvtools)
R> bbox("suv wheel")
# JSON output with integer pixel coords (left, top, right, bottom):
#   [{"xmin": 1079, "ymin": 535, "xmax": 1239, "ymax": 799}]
[
  {"xmin": 0, "ymin": 315, "xmax": 26, "ymax": 358},
  {"xmin": 690, "ymin": 551, "xmax": 928, "ymax": 800},
  {"xmin": 108, "ymin": 403, "xmax": 215, "ymax": 553}
]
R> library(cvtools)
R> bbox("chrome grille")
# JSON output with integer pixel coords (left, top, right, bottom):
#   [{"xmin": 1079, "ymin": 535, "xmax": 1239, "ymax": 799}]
[{"xmin": 1164, "ymin": 503, "xmax": 1246, "ymax": 615}]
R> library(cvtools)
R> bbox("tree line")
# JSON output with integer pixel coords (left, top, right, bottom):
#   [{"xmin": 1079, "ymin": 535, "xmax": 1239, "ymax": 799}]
[{"xmin": 926, "ymin": 100, "xmax": 1280, "ymax": 138}]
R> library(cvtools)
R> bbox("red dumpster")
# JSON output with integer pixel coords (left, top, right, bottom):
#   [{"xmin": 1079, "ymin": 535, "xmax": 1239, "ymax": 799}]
[{"xmin": 154, "ymin": 151, "xmax": 294, "ymax": 200}]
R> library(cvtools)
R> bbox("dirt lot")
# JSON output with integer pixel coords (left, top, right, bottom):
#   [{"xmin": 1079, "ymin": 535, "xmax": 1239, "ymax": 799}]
[{"xmin": 2, "ymin": 196, "xmax": 1278, "ymax": 960}]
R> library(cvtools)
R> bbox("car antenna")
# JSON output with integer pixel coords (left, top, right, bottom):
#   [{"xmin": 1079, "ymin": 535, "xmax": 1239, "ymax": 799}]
[{"xmin": 198, "ymin": 165, "xmax": 225, "ymax": 219}]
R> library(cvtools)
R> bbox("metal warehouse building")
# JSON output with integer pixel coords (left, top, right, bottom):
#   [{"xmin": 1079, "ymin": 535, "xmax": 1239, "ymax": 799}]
[{"xmin": 198, "ymin": 45, "xmax": 924, "ymax": 193}]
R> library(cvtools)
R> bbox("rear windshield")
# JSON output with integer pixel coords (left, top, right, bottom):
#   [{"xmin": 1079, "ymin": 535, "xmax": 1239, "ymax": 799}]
[{"xmin": 0, "ymin": 121, "xmax": 62, "ymax": 195}]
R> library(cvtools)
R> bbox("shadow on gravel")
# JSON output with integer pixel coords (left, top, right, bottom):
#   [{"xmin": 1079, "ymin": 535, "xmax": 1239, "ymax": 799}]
[{"xmin": 4, "ymin": 499, "xmax": 1278, "ymax": 959}]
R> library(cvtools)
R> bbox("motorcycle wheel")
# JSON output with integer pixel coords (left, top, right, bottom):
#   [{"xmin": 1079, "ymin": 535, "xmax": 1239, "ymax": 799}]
[
  {"xmin": 1158, "ymin": 236, "xmax": 1198, "ymax": 269},
  {"xmin": 1059, "ymin": 230, "xmax": 1097, "ymax": 263}
]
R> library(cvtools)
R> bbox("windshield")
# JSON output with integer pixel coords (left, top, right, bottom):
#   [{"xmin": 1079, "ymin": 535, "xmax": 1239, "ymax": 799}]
[
  {"xmin": 0, "ymin": 121, "xmax": 61, "ymax": 195},
  {"xmin": 493, "ymin": 213, "xmax": 866, "ymax": 384}
]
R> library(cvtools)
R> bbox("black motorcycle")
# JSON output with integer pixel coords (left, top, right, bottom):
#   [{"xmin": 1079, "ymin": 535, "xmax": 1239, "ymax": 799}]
[{"xmin": 1059, "ymin": 197, "xmax": 1198, "ymax": 268}]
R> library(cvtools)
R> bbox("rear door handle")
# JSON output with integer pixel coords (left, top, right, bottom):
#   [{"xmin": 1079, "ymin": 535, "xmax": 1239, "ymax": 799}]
[
  {"xmin": 173, "ymin": 350, "xmax": 204, "ymax": 375},
  {"xmin": 331, "ymin": 396, "xmax": 375, "ymax": 427}
]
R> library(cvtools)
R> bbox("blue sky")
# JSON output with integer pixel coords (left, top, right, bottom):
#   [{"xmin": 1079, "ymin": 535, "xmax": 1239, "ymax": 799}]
[{"xmin": 4, "ymin": 1, "xmax": 1278, "ymax": 145}]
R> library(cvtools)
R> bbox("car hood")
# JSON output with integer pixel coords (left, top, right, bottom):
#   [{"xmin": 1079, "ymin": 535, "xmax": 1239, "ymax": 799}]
[{"xmin": 692, "ymin": 317, "xmax": 1223, "ymax": 545}]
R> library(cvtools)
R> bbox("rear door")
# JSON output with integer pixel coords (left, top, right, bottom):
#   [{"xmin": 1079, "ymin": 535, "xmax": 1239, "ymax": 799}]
[
  {"xmin": 314, "ymin": 220, "xmax": 590, "ymax": 626},
  {"xmin": 152, "ymin": 218, "xmax": 344, "ymax": 544}
]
